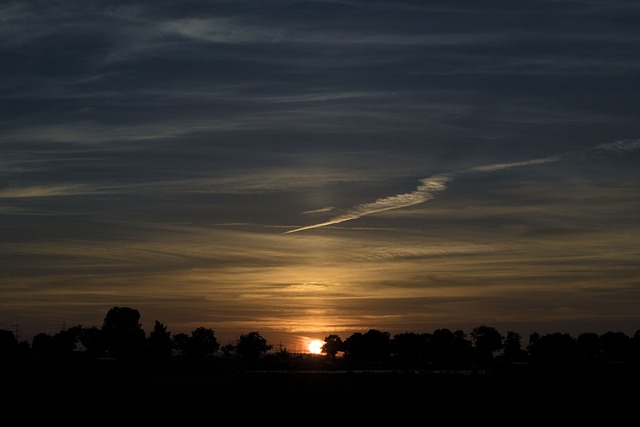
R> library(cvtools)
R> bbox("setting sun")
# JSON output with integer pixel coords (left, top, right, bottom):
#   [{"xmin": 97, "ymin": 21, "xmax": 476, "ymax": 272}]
[{"xmin": 308, "ymin": 339, "xmax": 324, "ymax": 354}]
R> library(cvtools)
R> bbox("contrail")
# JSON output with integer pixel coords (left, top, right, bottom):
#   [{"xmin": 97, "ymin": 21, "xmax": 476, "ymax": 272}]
[
  {"xmin": 284, "ymin": 174, "xmax": 451, "ymax": 234},
  {"xmin": 284, "ymin": 139, "xmax": 639, "ymax": 234}
]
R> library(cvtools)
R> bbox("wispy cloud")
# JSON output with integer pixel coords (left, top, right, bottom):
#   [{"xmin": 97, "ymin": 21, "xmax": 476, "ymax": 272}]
[
  {"xmin": 303, "ymin": 207, "xmax": 335, "ymax": 215},
  {"xmin": 286, "ymin": 174, "xmax": 451, "ymax": 233},
  {"xmin": 468, "ymin": 156, "xmax": 562, "ymax": 173},
  {"xmin": 0, "ymin": 184, "xmax": 107, "ymax": 199},
  {"xmin": 285, "ymin": 139, "xmax": 640, "ymax": 234},
  {"xmin": 161, "ymin": 18, "xmax": 288, "ymax": 44}
]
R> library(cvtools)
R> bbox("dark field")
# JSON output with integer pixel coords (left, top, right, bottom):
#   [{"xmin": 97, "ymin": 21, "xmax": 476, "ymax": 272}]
[{"xmin": 4, "ymin": 363, "xmax": 637, "ymax": 417}]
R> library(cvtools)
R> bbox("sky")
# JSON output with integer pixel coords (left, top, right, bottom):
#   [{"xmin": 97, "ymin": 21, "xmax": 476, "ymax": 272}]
[{"xmin": 1, "ymin": 0, "xmax": 639, "ymax": 353}]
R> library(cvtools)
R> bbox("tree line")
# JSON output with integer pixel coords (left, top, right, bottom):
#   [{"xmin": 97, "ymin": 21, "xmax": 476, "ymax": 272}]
[{"xmin": 2, "ymin": 306, "xmax": 640, "ymax": 374}]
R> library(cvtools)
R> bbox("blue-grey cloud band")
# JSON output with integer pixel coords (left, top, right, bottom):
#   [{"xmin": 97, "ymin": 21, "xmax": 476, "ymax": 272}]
[{"xmin": 284, "ymin": 139, "xmax": 639, "ymax": 234}]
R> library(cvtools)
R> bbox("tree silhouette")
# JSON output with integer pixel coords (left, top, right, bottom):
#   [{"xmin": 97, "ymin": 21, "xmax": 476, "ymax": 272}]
[
  {"xmin": 527, "ymin": 332, "xmax": 576, "ymax": 368},
  {"xmin": 576, "ymin": 332, "xmax": 601, "ymax": 365},
  {"xmin": 0, "ymin": 330, "xmax": 31, "ymax": 364},
  {"xmin": 502, "ymin": 330, "xmax": 527, "ymax": 364},
  {"xmin": 391, "ymin": 332, "xmax": 428, "ymax": 370},
  {"xmin": 172, "ymin": 332, "xmax": 190, "ymax": 358},
  {"xmin": 631, "ymin": 330, "xmax": 640, "ymax": 363},
  {"xmin": 80, "ymin": 326, "xmax": 105, "ymax": 361},
  {"xmin": 0, "ymin": 329, "xmax": 20, "ymax": 363},
  {"xmin": 6, "ymin": 305, "xmax": 640, "ymax": 376},
  {"xmin": 364, "ymin": 329, "xmax": 391, "ymax": 366},
  {"xmin": 342, "ymin": 329, "xmax": 391, "ymax": 368},
  {"xmin": 101, "ymin": 306, "xmax": 146, "ymax": 362},
  {"xmin": 427, "ymin": 329, "xmax": 472, "ymax": 370},
  {"xmin": 31, "ymin": 326, "xmax": 83, "ymax": 363},
  {"xmin": 322, "ymin": 334, "xmax": 344, "ymax": 361},
  {"xmin": 31, "ymin": 333, "xmax": 56, "ymax": 362},
  {"xmin": 56, "ymin": 325, "xmax": 83, "ymax": 360},
  {"xmin": 342, "ymin": 332, "xmax": 365, "ymax": 367},
  {"xmin": 235, "ymin": 331, "xmax": 272, "ymax": 360},
  {"xmin": 185, "ymin": 326, "xmax": 219, "ymax": 362},
  {"xmin": 148, "ymin": 320, "xmax": 173, "ymax": 363},
  {"xmin": 470, "ymin": 325, "xmax": 504, "ymax": 368},
  {"xmin": 219, "ymin": 343, "xmax": 236, "ymax": 358},
  {"xmin": 600, "ymin": 331, "xmax": 630, "ymax": 363}
]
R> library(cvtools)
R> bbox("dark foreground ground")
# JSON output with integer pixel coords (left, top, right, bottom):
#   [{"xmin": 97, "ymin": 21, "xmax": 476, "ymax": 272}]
[{"xmin": 2, "ymin": 363, "xmax": 638, "ymax": 423}]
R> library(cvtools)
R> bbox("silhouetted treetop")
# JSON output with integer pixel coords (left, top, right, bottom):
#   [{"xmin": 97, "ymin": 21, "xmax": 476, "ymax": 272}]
[{"xmin": 102, "ymin": 306, "xmax": 146, "ymax": 362}]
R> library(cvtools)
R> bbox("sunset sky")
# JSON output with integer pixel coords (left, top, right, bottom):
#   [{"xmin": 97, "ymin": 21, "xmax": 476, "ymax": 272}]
[{"xmin": 2, "ymin": 0, "xmax": 639, "ymax": 353}]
